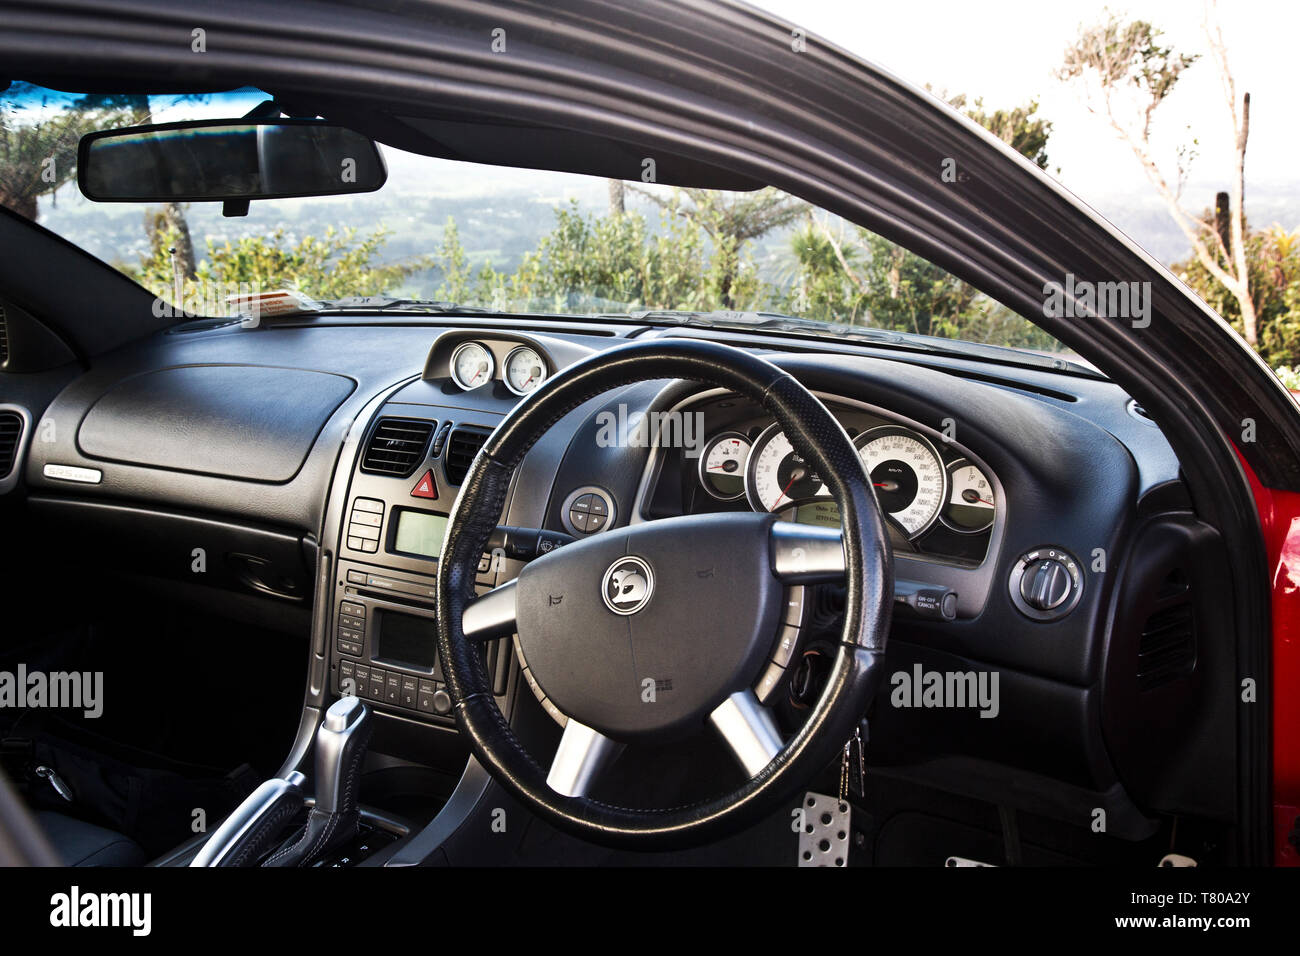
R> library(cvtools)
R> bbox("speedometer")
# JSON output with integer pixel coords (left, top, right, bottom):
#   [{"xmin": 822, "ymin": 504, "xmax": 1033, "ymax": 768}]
[
  {"xmin": 745, "ymin": 422, "xmax": 947, "ymax": 539},
  {"xmin": 854, "ymin": 426, "xmax": 946, "ymax": 537}
]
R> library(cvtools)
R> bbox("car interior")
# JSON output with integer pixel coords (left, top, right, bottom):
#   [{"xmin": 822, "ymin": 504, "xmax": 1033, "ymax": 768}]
[{"xmin": 0, "ymin": 46, "xmax": 1274, "ymax": 867}]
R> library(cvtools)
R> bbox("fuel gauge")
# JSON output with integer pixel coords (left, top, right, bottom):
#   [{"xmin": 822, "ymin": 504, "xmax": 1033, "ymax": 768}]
[
  {"xmin": 942, "ymin": 458, "xmax": 996, "ymax": 533},
  {"xmin": 698, "ymin": 431, "xmax": 751, "ymax": 500}
]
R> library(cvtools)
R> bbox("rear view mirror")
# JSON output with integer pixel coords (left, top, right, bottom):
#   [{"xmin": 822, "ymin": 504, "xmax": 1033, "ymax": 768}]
[{"xmin": 77, "ymin": 118, "xmax": 387, "ymax": 204}]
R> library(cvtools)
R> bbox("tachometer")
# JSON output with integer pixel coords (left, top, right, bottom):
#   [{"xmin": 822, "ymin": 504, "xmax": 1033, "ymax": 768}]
[
  {"xmin": 854, "ymin": 426, "xmax": 946, "ymax": 538},
  {"xmin": 504, "ymin": 346, "xmax": 547, "ymax": 396},
  {"xmin": 942, "ymin": 458, "xmax": 996, "ymax": 533},
  {"xmin": 698, "ymin": 431, "xmax": 751, "ymax": 500},
  {"xmin": 745, "ymin": 424, "xmax": 828, "ymax": 512},
  {"xmin": 450, "ymin": 341, "xmax": 494, "ymax": 390}
]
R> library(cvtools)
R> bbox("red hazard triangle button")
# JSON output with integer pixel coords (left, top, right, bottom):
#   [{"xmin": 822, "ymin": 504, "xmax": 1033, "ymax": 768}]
[{"xmin": 411, "ymin": 470, "xmax": 437, "ymax": 499}]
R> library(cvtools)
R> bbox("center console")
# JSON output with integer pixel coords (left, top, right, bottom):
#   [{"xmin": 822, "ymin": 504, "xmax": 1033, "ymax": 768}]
[{"xmin": 326, "ymin": 402, "xmax": 512, "ymax": 727}]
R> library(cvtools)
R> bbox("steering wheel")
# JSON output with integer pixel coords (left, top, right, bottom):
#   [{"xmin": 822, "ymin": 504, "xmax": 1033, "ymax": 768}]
[{"xmin": 436, "ymin": 339, "xmax": 892, "ymax": 849}]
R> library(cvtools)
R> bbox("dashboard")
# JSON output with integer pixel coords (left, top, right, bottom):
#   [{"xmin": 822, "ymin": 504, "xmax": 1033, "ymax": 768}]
[{"xmin": 12, "ymin": 314, "xmax": 1227, "ymax": 834}]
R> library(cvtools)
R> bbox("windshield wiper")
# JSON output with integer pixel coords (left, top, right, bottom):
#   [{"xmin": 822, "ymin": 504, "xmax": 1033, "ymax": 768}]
[
  {"xmin": 619, "ymin": 310, "xmax": 1102, "ymax": 378},
  {"xmin": 314, "ymin": 296, "xmax": 502, "ymax": 314}
]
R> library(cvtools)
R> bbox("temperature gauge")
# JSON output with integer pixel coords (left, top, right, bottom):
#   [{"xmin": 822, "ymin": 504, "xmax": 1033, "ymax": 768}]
[
  {"xmin": 450, "ymin": 341, "xmax": 495, "ymax": 390},
  {"xmin": 698, "ymin": 431, "xmax": 751, "ymax": 500},
  {"xmin": 942, "ymin": 458, "xmax": 996, "ymax": 533}
]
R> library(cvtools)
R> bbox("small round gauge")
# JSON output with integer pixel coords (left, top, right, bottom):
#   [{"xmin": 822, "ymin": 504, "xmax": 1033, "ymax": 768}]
[
  {"xmin": 745, "ymin": 424, "xmax": 828, "ymax": 512},
  {"xmin": 854, "ymin": 426, "xmax": 946, "ymax": 538},
  {"xmin": 942, "ymin": 458, "xmax": 996, "ymax": 533},
  {"xmin": 450, "ymin": 341, "xmax": 495, "ymax": 390},
  {"xmin": 504, "ymin": 346, "xmax": 548, "ymax": 396},
  {"xmin": 698, "ymin": 431, "xmax": 752, "ymax": 500}
]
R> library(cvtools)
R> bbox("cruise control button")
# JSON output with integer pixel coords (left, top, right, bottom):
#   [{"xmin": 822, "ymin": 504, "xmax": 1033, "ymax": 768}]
[
  {"xmin": 539, "ymin": 696, "xmax": 568, "ymax": 726},
  {"xmin": 521, "ymin": 666, "xmax": 544, "ymax": 699},
  {"xmin": 570, "ymin": 494, "xmax": 592, "ymax": 512},
  {"xmin": 587, "ymin": 495, "xmax": 608, "ymax": 516},
  {"xmin": 783, "ymin": 586, "xmax": 805, "ymax": 626},
  {"xmin": 585, "ymin": 512, "xmax": 606, "ymax": 532},
  {"xmin": 772, "ymin": 624, "xmax": 800, "ymax": 667},
  {"xmin": 568, "ymin": 510, "xmax": 591, "ymax": 533},
  {"xmin": 755, "ymin": 662, "xmax": 786, "ymax": 705}
]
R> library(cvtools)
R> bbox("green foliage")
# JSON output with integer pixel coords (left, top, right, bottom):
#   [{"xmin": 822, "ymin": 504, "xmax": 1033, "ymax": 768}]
[
  {"xmin": 438, "ymin": 200, "xmax": 764, "ymax": 314},
  {"xmin": 946, "ymin": 94, "xmax": 1053, "ymax": 170},
  {"xmin": 0, "ymin": 85, "xmax": 141, "ymax": 219},
  {"xmin": 1174, "ymin": 224, "xmax": 1300, "ymax": 367},
  {"xmin": 782, "ymin": 224, "xmax": 1059, "ymax": 349},
  {"xmin": 1057, "ymin": 14, "xmax": 1200, "ymax": 115},
  {"xmin": 129, "ymin": 218, "xmax": 430, "ymax": 310}
]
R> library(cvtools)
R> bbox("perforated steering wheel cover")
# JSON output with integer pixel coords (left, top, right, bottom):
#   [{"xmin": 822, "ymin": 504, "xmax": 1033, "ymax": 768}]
[{"xmin": 435, "ymin": 339, "xmax": 891, "ymax": 849}]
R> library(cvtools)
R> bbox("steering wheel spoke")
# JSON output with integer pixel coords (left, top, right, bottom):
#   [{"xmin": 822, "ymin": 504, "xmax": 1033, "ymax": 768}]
[
  {"xmin": 462, "ymin": 579, "xmax": 518, "ymax": 642},
  {"xmin": 546, "ymin": 718, "xmax": 623, "ymax": 797},
  {"xmin": 708, "ymin": 689, "xmax": 784, "ymax": 777},
  {"xmin": 770, "ymin": 521, "xmax": 846, "ymax": 584}
]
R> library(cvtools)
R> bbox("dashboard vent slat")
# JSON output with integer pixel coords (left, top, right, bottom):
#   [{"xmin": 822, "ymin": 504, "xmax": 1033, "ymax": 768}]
[
  {"xmin": 360, "ymin": 418, "xmax": 435, "ymax": 478},
  {"xmin": 0, "ymin": 411, "xmax": 23, "ymax": 479},
  {"xmin": 444, "ymin": 426, "xmax": 491, "ymax": 486}
]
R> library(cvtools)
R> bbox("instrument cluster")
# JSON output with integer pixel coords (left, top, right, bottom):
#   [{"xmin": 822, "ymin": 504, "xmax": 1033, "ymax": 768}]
[{"xmin": 685, "ymin": 395, "xmax": 999, "ymax": 560}]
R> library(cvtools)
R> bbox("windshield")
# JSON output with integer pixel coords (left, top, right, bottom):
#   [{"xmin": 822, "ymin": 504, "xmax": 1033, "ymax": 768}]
[{"xmin": 2, "ymin": 83, "xmax": 1070, "ymax": 357}]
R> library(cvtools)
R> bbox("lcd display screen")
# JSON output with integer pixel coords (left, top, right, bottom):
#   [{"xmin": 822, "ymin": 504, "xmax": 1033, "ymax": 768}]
[
  {"xmin": 390, "ymin": 508, "xmax": 448, "ymax": 559},
  {"xmin": 375, "ymin": 609, "xmax": 438, "ymax": 672}
]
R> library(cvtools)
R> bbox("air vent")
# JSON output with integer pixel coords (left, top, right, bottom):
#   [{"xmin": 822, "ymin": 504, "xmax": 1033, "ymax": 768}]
[
  {"xmin": 0, "ymin": 304, "xmax": 8, "ymax": 366},
  {"xmin": 444, "ymin": 426, "xmax": 491, "ymax": 485},
  {"xmin": 0, "ymin": 411, "xmax": 23, "ymax": 479},
  {"xmin": 360, "ymin": 418, "xmax": 435, "ymax": 478},
  {"xmin": 1137, "ymin": 586, "xmax": 1196, "ymax": 691}
]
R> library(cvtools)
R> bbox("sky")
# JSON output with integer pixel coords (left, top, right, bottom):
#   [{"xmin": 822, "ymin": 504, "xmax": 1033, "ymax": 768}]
[
  {"xmin": 28, "ymin": 0, "xmax": 1299, "ymax": 269},
  {"xmin": 745, "ymin": 0, "xmax": 1298, "ymax": 210}
]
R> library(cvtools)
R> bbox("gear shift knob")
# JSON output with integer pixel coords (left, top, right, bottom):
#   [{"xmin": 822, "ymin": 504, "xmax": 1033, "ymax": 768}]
[{"xmin": 314, "ymin": 695, "xmax": 371, "ymax": 816}]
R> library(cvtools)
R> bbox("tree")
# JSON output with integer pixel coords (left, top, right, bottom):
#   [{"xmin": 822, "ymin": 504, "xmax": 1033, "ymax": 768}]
[
  {"xmin": 0, "ymin": 84, "xmax": 136, "ymax": 219},
  {"xmin": 796, "ymin": 92, "xmax": 1064, "ymax": 349},
  {"xmin": 944, "ymin": 94, "xmax": 1053, "ymax": 170},
  {"xmin": 129, "ymin": 224, "xmax": 430, "ymax": 312},
  {"xmin": 1058, "ymin": 6, "xmax": 1259, "ymax": 345},
  {"xmin": 1174, "ymin": 223, "xmax": 1300, "ymax": 368},
  {"xmin": 628, "ymin": 186, "xmax": 808, "ymax": 307}
]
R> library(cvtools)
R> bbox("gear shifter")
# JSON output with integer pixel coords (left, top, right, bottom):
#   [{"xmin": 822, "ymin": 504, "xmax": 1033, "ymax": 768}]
[
  {"xmin": 263, "ymin": 696, "xmax": 374, "ymax": 867},
  {"xmin": 314, "ymin": 695, "xmax": 371, "ymax": 816}
]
